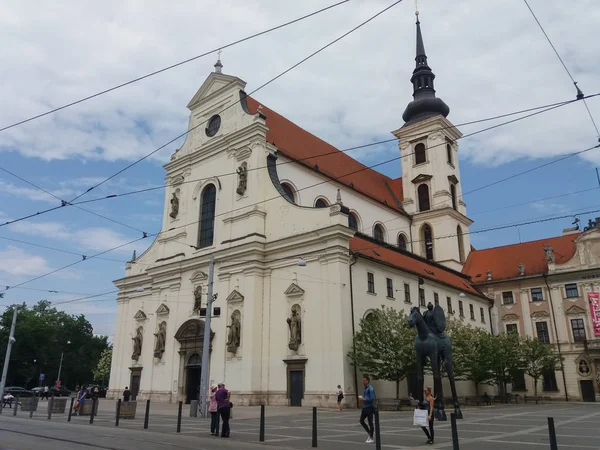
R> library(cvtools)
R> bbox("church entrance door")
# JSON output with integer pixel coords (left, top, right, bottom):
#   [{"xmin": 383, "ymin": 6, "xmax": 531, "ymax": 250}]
[
  {"xmin": 290, "ymin": 371, "xmax": 303, "ymax": 407},
  {"xmin": 185, "ymin": 353, "xmax": 202, "ymax": 404}
]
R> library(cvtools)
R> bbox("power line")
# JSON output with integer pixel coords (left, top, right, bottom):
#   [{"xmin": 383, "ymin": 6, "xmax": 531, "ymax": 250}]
[
  {"xmin": 0, "ymin": 1, "xmax": 350, "ymax": 134},
  {"xmin": 0, "ymin": 289, "xmax": 118, "ymax": 309},
  {"xmin": 522, "ymin": 0, "xmax": 600, "ymax": 138}
]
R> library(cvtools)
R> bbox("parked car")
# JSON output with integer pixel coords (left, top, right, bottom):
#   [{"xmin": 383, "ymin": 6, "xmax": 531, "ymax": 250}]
[
  {"xmin": 50, "ymin": 386, "xmax": 71, "ymax": 397},
  {"xmin": 3, "ymin": 386, "xmax": 33, "ymax": 397},
  {"xmin": 31, "ymin": 387, "xmax": 44, "ymax": 395}
]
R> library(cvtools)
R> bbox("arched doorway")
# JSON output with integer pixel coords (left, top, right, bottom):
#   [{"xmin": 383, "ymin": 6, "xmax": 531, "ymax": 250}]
[{"xmin": 175, "ymin": 319, "xmax": 214, "ymax": 404}]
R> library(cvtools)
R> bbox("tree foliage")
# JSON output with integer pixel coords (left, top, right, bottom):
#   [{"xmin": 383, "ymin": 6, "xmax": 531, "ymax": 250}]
[
  {"xmin": 520, "ymin": 336, "xmax": 562, "ymax": 396},
  {"xmin": 92, "ymin": 348, "xmax": 113, "ymax": 385},
  {"xmin": 0, "ymin": 301, "xmax": 110, "ymax": 389},
  {"xmin": 487, "ymin": 332, "xmax": 523, "ymax": 395},
  {"xmin": 348, "ymin": 306, "xmax": 416, "ymax": 399}
]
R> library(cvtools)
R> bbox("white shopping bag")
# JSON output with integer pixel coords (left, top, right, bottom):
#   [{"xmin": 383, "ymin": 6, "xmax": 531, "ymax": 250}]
[{"xmin": 413, "ymin": 409, "xmax": 428, "ymax": 427}]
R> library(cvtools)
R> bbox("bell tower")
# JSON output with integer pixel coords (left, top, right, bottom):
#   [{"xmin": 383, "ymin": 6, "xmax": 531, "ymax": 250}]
[{"xmin": 392, "ymin": 12, "xmax": 472, "ymax": 271}]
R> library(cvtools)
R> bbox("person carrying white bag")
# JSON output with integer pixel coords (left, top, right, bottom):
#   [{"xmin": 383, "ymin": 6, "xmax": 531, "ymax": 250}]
[{"xmin": 413, "ymin": 386, "xmax": 435, "ymax": 445}]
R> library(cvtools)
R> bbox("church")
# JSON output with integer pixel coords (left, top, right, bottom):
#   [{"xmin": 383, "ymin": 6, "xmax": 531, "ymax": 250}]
[{"xmin": 107, "ymin": 14, "xmax": 493, "ymax": 407}]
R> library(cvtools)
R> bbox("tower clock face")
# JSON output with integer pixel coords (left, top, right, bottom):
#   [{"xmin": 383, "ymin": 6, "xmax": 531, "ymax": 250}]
[{"xmin": 206, "ymin": 115, "xmax": 221, "ymax": 137}]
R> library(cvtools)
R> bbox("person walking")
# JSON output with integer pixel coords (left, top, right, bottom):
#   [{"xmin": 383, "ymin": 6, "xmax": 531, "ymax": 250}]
[
  {"xmin": 208, "ymin": 385, "xmax": 220, "ymax": 435},
  {"xmin": 215, "ymin": 383, "xmax": 231, "ymax": 438},
  {"xmin": 123, "ymin": 386, "xmax": 131, "ymax": 402},
  {"xmin": 420, "ymin": 387, "xmax": 435, "ymax": 445},
  {"xmin": 358, "ymin": 376, "xmax": 375, "ymax": 444},
  {"xmin": 336, "ymin": 385, "xmax": 344, "ymax": 412},
  {"xmin": 43, "ymin": 386, "xmax": 49, "ymax": 400},
  {"xmin": 73, "ymin": 387, "xmax": 86, "ymax": 416}
]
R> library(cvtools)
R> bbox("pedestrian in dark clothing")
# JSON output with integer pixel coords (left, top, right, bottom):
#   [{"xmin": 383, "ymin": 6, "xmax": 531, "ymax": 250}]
[
  {"xmin": 123, "ymin": 387, "xmax": 131, "ymax": 402},
  {"xmin": 358, "ymin": 375, "xmax": 375, "ymax": 444},
  {"xmin": 215, "ymin": 383, "xmax": 231, "ymax": 438},
  {"xmin": 420, "ymin": 386, "xmax": 435, "ymax": 445}
]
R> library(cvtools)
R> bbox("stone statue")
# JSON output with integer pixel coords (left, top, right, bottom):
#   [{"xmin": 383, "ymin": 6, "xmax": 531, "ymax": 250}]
[
  {"xmin": 132, "ymin": 327, "xmax": 143, "ymax": 361},
  {"xmin": 236, "ymin": 163, "xmax": 247, "ymax": 195},
  {"xmin": 154, "ymin": 322, "xmax": 167, "ymax": 359},
  {"xmin": 287, "ymin": 305, "xmax": 302, "ymax": 351},
  {"xmin": 518, "ymin": 264, "xmax": 525, "ymax": 276},
  {"xmin": 193, "ymin": 286, "xmax": 202, "ymax": 314},
  {"xmin": 543, "ymin": 245, "xmax": 555, "ymax": 264},
  {"xmin": 226, "ymin": 311, "xmax": 241, "ymax": 353},
  {"xmin": 169, "ymin": 192, "xmax": 179, "ymax": 219}
]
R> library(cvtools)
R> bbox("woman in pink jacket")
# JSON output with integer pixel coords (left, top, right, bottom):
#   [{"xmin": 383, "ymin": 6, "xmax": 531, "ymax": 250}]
[{"xmin": 209, "ymin": 385, "xmax": 219, "ymax": 435}]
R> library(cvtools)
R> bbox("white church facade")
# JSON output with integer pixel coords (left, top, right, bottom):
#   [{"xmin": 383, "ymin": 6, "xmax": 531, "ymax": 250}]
[{"xmin": 108, "ymin": 16, "xmax": 493, "ymax": 407}]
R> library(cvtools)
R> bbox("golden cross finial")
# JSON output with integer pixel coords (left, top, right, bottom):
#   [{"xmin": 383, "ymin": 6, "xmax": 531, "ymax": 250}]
[
  {"xmin": 217, "ymin": 49, "xmax": 222, "ymax": 60},
  {"xmin": 415, "ymin": 0, "xmax": 419, "ymax": 15}
]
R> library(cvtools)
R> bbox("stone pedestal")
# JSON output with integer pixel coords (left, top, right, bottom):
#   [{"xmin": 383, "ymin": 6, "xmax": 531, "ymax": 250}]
[
  {"xmin": 78, "ymin": 400, "xmax": 99, "ymax": 416},
  {"xmin": 20, "ymin": 397, "xmax": 39, "ymax": 411},
  {"xmin": 49, "ymin": 397, "xmax": 67, "ymax": 414},
  {"xmin": 190, "ymin": 400, "xmax": 198, "ymax": 417},
  {"xmin": 118, "ymin": 401, "xmax": 137, "ymax": 419}
]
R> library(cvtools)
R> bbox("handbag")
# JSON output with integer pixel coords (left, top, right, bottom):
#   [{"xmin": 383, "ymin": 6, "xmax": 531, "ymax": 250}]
[{"xmin": 413, "ymin": 408, "xmax": 428, "ymax": 427}]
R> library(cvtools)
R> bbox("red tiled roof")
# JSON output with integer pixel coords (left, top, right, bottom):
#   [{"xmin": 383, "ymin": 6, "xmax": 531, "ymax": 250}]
[
  {"xmin": 350, "ymin": 236, "xmax": 484, "ymax": 297},
  {"xmin": 462, "ymin": 233, "xmax": 579, "ymax": 283},
  {"xmin": 245, "ymin": 96, "xmax": 404, "ymax": 211}
]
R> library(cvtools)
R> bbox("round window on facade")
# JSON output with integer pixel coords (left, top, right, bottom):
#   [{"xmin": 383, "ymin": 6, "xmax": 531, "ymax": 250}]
[{"xmin": 206, "ymin": 115, "xmax": 221, "ymax": 137}]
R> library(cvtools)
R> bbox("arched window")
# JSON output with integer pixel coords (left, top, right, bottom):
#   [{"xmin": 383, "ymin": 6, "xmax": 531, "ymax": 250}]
[
  {"xmin": 198, "ymin": 184, "xmax": 216, "ymax": 248},
  {"xmin": 414, "ymin": 143, "xmax": 427, "ymax": 165},
  {"xmin": 450, "ymin": 184, "xmax": 457, "ymax": 210},
  {"xmin": 446, "ymin": 143, "xmax": 453, "ymax": 165},
  {"xmin": 281, "ymin": 183, "xmax": 295, "ymax": 204},
  {"xmin": 397, "ymin": 234, "xmax": 407, "ymax": 251},
  {"xmin": 457, "ymin": 225, "xmax": 465, "ymax": 263},
  {"xmin": 422, "ymin": 224, "xmax": 434, "ymax": 261},
  {"xmin": 418, "ymin": 184, "xmax": 430, "ymax": 212},
  {"xmin": 348, "ymin": 213, "xmax": 358, "ymax": 231},
  {"xmin": 314, "ymin": 198, "xmax": 328, "ymax": 208},
  {"xmin": 373, "ymin": 224, "xmax": 385, "ymax": 242}
]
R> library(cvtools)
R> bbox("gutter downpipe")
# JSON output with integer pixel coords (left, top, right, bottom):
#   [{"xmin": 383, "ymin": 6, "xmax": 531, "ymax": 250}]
[
  {"xmin": 349, "ymin": 254, "xmax": 359, "ymax": 409},
  {"xmin": 544, "ymin": 273, "xmax": 569, "ymax": 401}
]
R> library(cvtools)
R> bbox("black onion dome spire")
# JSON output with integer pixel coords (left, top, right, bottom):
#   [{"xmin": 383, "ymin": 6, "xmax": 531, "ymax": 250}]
[{"xmin": 402, "ymin": 12, "xmax": 450, "ymax": 124}]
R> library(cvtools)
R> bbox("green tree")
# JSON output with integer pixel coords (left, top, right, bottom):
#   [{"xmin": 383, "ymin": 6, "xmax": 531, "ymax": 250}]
[
  {"xmin": 348, "ymin": 306, "xmax": 416, "ymax": 399},
  {"xmin": 0, "ymin": 301, "xmax": 110, "ymax": 389},
  {"xmin": 488, "ymin": 332, "xmax": 523, "ymax": 397},
  {"xmin": 520, "ymin": 336, "xmax": 562, "ymax": 396},
  {"xmin": 92, "ymin": 348, "xmax": 112, "ymax": 385}
]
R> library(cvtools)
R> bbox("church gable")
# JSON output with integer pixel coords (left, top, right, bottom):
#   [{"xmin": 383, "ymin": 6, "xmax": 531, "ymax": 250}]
[
  {"xmin": 134, "ymin": 310, "xmax": 147, "ymax": 321},
  {"xmin": 156, "ymin": 303, "xmax": 170, "ymax": 316},
  {"xmin": 226, "ymin": 289, "xmax": 244, "ymax": 304},
  {"xmin": 187, "ymin": 73, "xmax": 246, "ymax": 111},
  {"xmin": 284, "ymin": 283, "xmax": 305, "ymax": 297}
]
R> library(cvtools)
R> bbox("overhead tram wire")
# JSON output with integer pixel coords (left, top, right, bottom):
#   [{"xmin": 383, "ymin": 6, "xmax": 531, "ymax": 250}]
[
  {"xmin": 0, "ymin": 289, "xmax": 119, "ymax": 309},
  {"xmin": 65, "ymin": 0, "xmax": 405, "ymax": 204},
  {"xmin": 0, "ymin": 1, "xmax": 350, "ymax": 133},
  {"xmin": 522, "ymin": 0, "xmax": 600, "ymax": 139}
]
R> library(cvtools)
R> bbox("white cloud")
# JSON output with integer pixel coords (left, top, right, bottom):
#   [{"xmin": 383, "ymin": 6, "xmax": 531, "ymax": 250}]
[
  {"xmin": 0, "ymin": 246, "xmax": 52, "ymax": 276},
  {"xmin": 0, "ymin": 0, "xmax": 598, "ymax": 169}
]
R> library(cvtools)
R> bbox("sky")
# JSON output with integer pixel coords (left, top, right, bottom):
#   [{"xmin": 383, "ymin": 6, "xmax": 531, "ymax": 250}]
[{"xmin": 0, "ymin": 0, "xmax": 599, "ymax": 340}]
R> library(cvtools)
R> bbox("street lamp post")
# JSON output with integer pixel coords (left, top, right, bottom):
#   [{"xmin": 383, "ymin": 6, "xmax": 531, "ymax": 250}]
[
  {"xmin": 56, "ymin": 340, "xmax": 71, "ymax": 386},
  {"xmin": 0, "ymin": 307, "xmax": 19, "ymax": 414},
  {"xmin": 198, "ymin": 256, "xmax": 215, "ymax": 419}
]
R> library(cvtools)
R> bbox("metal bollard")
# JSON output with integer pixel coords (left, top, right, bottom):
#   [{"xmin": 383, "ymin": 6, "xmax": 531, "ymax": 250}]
[
  {"xmin": 374, "ymin": 408, "xmax": 382, "ymax": 450},
  {"xmin": 13, "ymin": 396, "xmax": 19, "ymax": 416},
  {"xmin": 450, "ymin": 413, "xmax": 460, "ymax": 450},
  {"xmin": 189, "ymin": 400, "xmax": 198, "ymax": 417},
  {"xmin": 67, "ymin": 397, "xmax": 74, "ymax": 422},
  {"xmin": 47, "ymin": 395, "xmax": 53, "ymax": 420},
  {"xmin": 143, "ymin": 399, "xmax": 150, "ymax": 429},
  {"xmin": 259, "ymin": 404, "xmax": 265, "ymax": 442},
  {"xmin": 548, "ymin": 417, "xmax": 558, "ymax": 450},
  {"xmin": 116, "ymin": 399, "xmax": 121, "ymax": 427},
  {"xmin": 89, "ymin": 398, "xmax": 97, "ymax": 424},
  {"xmin": 29, "ymin": 398, "xmax": 35, "ymax": 419},
  {"xmin": 177, "ymin": 401, "xmax": 183, "ymax": 433},
  {"xmin": 312, "ymin": 407, "xmax": 317, "ymax": 448}
]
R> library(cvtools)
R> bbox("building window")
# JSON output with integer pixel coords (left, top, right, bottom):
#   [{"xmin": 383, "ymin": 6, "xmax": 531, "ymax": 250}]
[
  {"xmin": 414, "ymin": 143, "xmax": 426, "ymax": 165},
  {"xmin": 373, "ymin": 224, "xmax": 385, "ymax": 242},
  {"xmin": 198, "ymin": 184, "xmax": 216, "ymax": 248},
  {"xmin": 281, "ymin": 183, "xmax": 295, "ymax": 204},
  {"xmin": 434, "ymin": 293, "xmax": 439, "ymax": 306},
  {"xmin": 446, "ymin": 143, "xmax": 453, "ymax": 165},
  {"xmin": 536, "ymin": 321, "xmax": 550, "ymax": 344},
  {"xmin": 502, "ymin": 291, "xmax": 514, "ymax": 305},
  {"xmin": 512, "ymin": 370, "xmax": 526, "ymax": 391},
  {"xmin": 417, "ymin": 184, "xmax": 430, "ymax": 212},
  {"xmin": 205, "ymin": 114, "xmax": 221, "ymax": 137},
  {"xmin": 419, "ymin": 288, "xmax": 425, "ymax": 307},
  {"xmin": 367, "ymin": 273, "xmax": 375, "ymax": 294},
  {"xmin": 422, "ymin": 224, "xmax": 434, "ymax": 261},
  {"xmin": 506, "ymin": 324, "xmax": 518, "ymax": 335},
  {"xmin": 348, "ymin": 213, "xmax": 358, "ymax": 231},
  {"xmin": 565, "ymin": 283, "xmax": 579, "ymax": 298},
  {"xmin": 314, "ymin": 198, "xmax": 328, "ymax": 208},
  {"xmin": 469, "ymin": 304, "xmax": 475, "ymax": 320},
  {"xmin": 457, "ymin": 225, "xmax": 465, "ymax": 263},
  {"xmin": 404, "ymin": 284, "xmax": 411, "ymax": 303},
  {"xmin": 459, "ymin": 300, "xmax": 464, "ymax": 317},
  {"xmin": 398, "ymin": 234, "xmax": 407, "ymax": 251},
  {"xmin": 542, "ymin": 370, "xmax": 558, "ymax": 392},
  {"xmin": 386, "ymin": 278, "xmax": 394, "ymax": 298},
  {"xmin": 450, "ymin": 184, "xmax": 457, "ymax": 211},
  {"xmin": 531, "ymin": 288, "xmax": 544, "ymax": 302},
  {"xmin": 446, "ymin": 297, "xmax": 453, "ymax": 314},
  {"xmin": 480, "ymin": 307, "xmax": 485, "ymax": 323},
  {"xmin": 571, "ymin": 318, "xmax": 586, "ymax": 343}
]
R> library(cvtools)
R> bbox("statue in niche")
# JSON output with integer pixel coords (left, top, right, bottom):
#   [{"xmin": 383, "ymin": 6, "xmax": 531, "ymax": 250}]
[
  {"xmin": 579, "ymin": 360, "xmax": 590, "ymax": 376},
  {"xmin": 132, "ymin": 327, "xmax": 143, "ymax": 361},
  {"xmin": 226, "ymin": 311, "xmax": 241, "ymax": 353},
  {"xmin": 287, "ymin": 305, "xmax": 302, "ymax": 351},
  {"xmin": 154, "ymin": 321, "xmax": 167, "ymax": 359},
  {"xmin": 543, "ymin": 245, "xmax": 555, "ymax": 264},
  {"xmin": 170, "ymin": 191, "xmax": 179, "ymax": 219},
  {"xmin": 236, "ymin": 163, "xmax": 247, "ymax": 195},
  {"xmin": 193, "ymin": 286, "xmax": 202, "ymax": 314}
]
